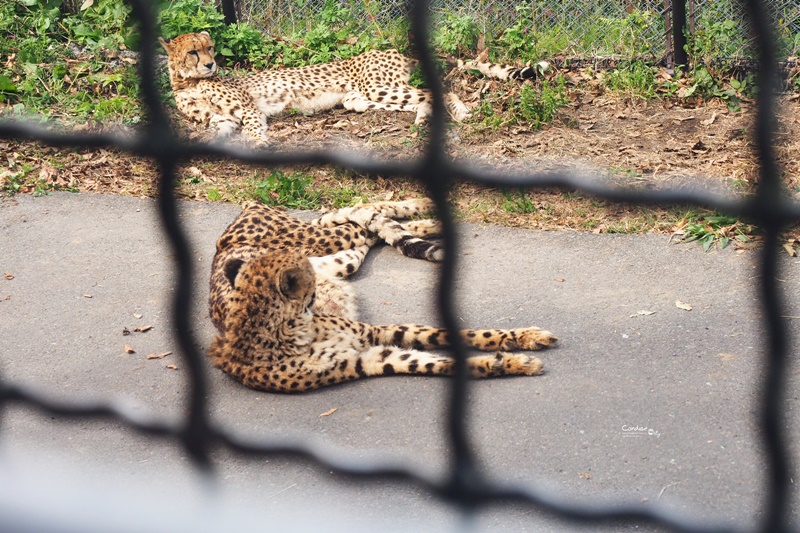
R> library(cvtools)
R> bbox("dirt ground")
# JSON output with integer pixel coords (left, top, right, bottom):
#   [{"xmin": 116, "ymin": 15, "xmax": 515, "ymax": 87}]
[{"xmin": 3, "ymin": 68, "xmax": 799, "ymax": 235}]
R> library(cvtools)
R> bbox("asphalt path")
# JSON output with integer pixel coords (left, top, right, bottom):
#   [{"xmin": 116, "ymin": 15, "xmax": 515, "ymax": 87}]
[{"xmin": 1, "ymin": 192, "xmax": 799, "ymax": 532}]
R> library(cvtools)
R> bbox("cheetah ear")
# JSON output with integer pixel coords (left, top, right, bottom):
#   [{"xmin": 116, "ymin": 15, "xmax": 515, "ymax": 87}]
[
  {"xmin": 158, "ymin": 37, "xmax": 172, "ymax": 53},
  {"xmin": 200, "ymin": 31, "xmax": 211, "ymax": 38},
  {"xmin": 278, "ymin": 266, "xmax": 313, "ymax": 301},
  {"xmin": 224, "ymin": 258, "xmax": 245, "ymax": 288}
]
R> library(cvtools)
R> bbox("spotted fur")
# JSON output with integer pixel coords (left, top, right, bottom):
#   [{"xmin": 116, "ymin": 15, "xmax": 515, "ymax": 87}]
[
  {"xmin": 208, "ymin": 198, "xmax": 558, "ymax": 393},
  {"xmin": 159, "ymin": 32, "xmax": 472, "ymax": 144}
]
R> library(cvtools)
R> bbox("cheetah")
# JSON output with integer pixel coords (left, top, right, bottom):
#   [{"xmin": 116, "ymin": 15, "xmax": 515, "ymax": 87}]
[
  {"xmin": 208, "ymin": 198, "xmax": 557, "ymax": 393},
  {"xmin": 159, "ymin": 32, "xmax": 549, "ymax": 144}
]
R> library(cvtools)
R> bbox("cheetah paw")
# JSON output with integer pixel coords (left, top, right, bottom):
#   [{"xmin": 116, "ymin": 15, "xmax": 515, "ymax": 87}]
[
  {"xmin": 516, "ymin": 328, "xmax": 558, "ymax": 351},
  {"xmin": 497, "ymin": 353, "xmax": 544, "ymax": 376}
]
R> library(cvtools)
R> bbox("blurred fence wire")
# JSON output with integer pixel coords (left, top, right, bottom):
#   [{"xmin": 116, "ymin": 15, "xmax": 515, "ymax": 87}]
[{"xmin": 0, "ymin": 0, "xmax": 797, "ymax": 531}]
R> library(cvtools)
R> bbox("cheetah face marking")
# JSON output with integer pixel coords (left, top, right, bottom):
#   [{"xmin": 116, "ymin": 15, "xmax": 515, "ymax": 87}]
[{"xmin": 159, "ymin": 31, "xmax": 217, "ymax": 80}]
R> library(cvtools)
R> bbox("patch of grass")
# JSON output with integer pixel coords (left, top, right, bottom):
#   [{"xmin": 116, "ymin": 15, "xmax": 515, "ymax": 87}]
[
  {"xmin": 602, "ymin": 61, "xmax": 657, "ymax": 100},
  {"xmin": 501, "ymin": 189, "xmax": 538, "ymax": 214},
  {"xmin": 674, "ymin": 214, "xmax": 752, "ymax": 251},
  {"xmin": 250, "ymin": 169, "xmax": 322, "ymax": 209}
]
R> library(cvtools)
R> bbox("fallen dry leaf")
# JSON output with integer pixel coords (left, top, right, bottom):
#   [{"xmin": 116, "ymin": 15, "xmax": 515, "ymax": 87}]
[
  {"xmin": 165, "ymin": 364, "xmax": 178, "ymax": 370},
  {"xmin": 134, "ymin": 325, "xmax": 153, "ymax": 333},
  {"xmin": 554, "ymin": 278, "xmax": 566, "ymax": 282},
  {"xmin": 783, "ymin": 243, "xmax": 797, "ymax": 257},
  {"xmin": 123, "ymin": 344, "xmax": 135, "ymax": 354},
  {"xmin": 675, "ymin": 300, "xmax": 693, "ymax": 311},
  {"xmin": 133, "ymin": 312, "xmax": 143, "ymax": 319},
  {"xmin": 146, "ymin": 351, "xmax": 172, "ymax": 360},
  {"xmin": 319, "ymin": 407, "xmax": 338, "ymax": 417},
  {"xmin": 38, "ymin": 163, "xmax": 59, "ymax": 183},
  {"xmin": 3, "ymin": 273, "xmax": 13, "ymax": 280},
  {"xmin": 579, "ymin": 471, "xmax": 591, "ymax": 479},
  {"xmin": 701, "ymin": 112, "xmax": 717, "ymax": 126},
  {"xmin": 630, "ymin": 310, "xmax": 656, "ymax": 318},
  {"xmin": 83, "ymin": 294, "xmax": 93, "ymax": 298}
]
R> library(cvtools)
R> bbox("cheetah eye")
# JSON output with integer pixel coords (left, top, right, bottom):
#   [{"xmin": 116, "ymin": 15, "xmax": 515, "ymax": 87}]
[{"xmin": 188, "ymin": 50, "xmax": 199, "ymax": 56}]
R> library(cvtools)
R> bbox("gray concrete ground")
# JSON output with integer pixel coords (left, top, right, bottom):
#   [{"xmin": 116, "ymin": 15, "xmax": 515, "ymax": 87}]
[{"xmin": 1, "ymin": 192, "xmax": 798, "ymax": 532}]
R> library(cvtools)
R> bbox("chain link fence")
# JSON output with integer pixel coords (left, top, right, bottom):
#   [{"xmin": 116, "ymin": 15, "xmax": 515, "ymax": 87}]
[{"xmin": 231, "ymin": 0, "xmax": 800, "ymax": 61}]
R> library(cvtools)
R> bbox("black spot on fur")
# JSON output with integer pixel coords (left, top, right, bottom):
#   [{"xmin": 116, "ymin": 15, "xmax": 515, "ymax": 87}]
[
  {"xmin": 382, "ymin": 363, "xmax": 395, "ymax": 375},
  {"xmin": 355, "ymin": 358, "xmax": 366, "ymax": 377}
]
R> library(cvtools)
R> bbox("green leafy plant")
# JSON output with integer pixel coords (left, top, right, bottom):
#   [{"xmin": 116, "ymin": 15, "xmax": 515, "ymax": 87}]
[
  {"xmin": 432, "ymin": 12, "xmax": 479, "ymax": 56},
  {"xmin": 0, "ymin": 75, "xmax": 18, "ymax": 103},
  {"xmin": 518, "ymin": 77, "xmax": 568, "ymax": 127},
  {"xmin": 157, "ymin": 0, "xmax": 226, "ymax": 42},
  {"xmin": 476, "ymin": 76, "xmax": 567, "ymax": 131},
  {"xmin": 251, "ymin": 170, "xmax": 322, "ymax": 209},
  {"xmin": 676, "ymin": 215, "xmax": 752, "ymax": 251}
]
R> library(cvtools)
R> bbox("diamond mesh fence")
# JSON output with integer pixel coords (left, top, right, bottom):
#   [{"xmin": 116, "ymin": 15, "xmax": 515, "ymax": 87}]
[{"xmin": 0, "ymin": 0, "xmax": 798, "ymax": 530}]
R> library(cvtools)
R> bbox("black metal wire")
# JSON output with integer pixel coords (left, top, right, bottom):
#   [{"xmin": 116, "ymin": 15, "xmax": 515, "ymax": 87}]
[{"xmin": 0, "ymin": 0, "xmax": 794, "ymax": 531}]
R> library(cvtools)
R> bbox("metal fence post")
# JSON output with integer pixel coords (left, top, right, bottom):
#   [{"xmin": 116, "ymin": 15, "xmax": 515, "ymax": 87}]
[
  {"xmin": 672, "ymin": 0, "xmax": 688, "ymax": 68},
  {"xmin": 219, "ymin": 0, "xmax": 238, "ymax": 25},
  {"xmin": 664, "ymin": 0, "xmax": 674, "ymax": 68}
]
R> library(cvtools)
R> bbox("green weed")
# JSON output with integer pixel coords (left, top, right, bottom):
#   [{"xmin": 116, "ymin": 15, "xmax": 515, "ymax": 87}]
[
  {"xmin": 501, "ymin": 190, "xmax": 538, "ymax": 214},
  {"xmin": 603, "ymin": 61, "xmax": 657, "ymax": 100},
  {"xmin": 251, "ymin": 170, "xmax": 322, "ymax": 209},
  {"xmin": 518, "ymin": 77, "xmax": 568, "ymax": 127},
  {"xmin": 433, "ymin": 12, "xmax": 479, "ymax": 56},
  {"xmin": 677, "ymin": 214, "xmax": 752, "ymax": 251}
]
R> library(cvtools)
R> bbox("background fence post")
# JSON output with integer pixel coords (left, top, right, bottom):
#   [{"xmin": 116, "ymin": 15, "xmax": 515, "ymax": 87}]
[
  {"xmin": 672, "ymin": 0, "xmax": 688, "ymax": 69},
  {"xmin": 219, "ymin": 0, "xmax": 238, "ymax": 25}
]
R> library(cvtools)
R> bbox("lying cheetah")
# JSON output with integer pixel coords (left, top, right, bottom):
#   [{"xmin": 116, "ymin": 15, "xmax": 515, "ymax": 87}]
[
  {"xmin": 159, "ymin": 32, "xmax": 548, "ymax": 144},
  {"xmin": 208, "ymin": 198, "xmax": 557, "ymax": 393}
]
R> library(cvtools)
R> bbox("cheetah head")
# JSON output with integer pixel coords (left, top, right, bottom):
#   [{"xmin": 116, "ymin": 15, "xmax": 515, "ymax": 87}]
[
  {"xmin": 159, "ymin": 31, "xmax": 217, "ymax": 80},
  {"xmin": 222, "ymin": 251, "xmax": 317, "ymax": 330}
]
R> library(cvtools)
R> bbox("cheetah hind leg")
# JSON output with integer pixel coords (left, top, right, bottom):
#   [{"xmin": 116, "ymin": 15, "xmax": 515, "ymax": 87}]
[
  {"xmin": 210, "ymin": 344, "xmax": 543, "ymax": 394},
  {"xmin": 368, "ymin": 324, "xmax": 558, "ymax": 353},
  {"xmin": 314, "ymin": 199, "xmax": 436, "ymax": 225},
  {"xmin": 355, "ymin": 345, "xmax": 544, "ymax": 381},
  {"xmin": 313, "ymin": 201, "xmax": 444, "ymax": 262}
]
